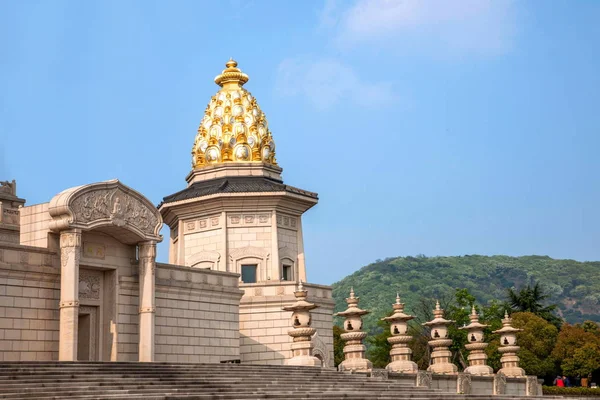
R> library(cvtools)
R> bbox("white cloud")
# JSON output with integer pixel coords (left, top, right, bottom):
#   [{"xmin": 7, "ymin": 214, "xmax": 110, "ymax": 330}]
[
  {"xmin": 275, "ymin": 57, "xmax": 396, "ymax": 110},
  {"xmin": 325, "ymin": 0, "xmax": 517, "ymax": 56}
]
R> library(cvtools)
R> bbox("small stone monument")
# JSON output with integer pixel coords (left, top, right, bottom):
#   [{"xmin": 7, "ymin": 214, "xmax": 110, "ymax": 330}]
[
  {"xmin": 493, "ymin": 311, "xmax": 525, "ymax": 377},
  {"xmin": 334, "ymin": 287, "xmax": 372, "ymax": 373},
  {"xmin": 382, "ymin": 293, "xmax": 418, "ymax": 373},
  {"xmin": 423, "ymin": 300, "xmax": 457, "ymax": 374},
  {"xmin": 0, "ymin": 180, "xmax": 25, "ymax": 244},
  {"xmin": 282, "ymin": 281, "xmax": 321, "ymax": 366},
  {"xmin": 459, "ymin": 305, "xmax": 493, "ymax": 375}
]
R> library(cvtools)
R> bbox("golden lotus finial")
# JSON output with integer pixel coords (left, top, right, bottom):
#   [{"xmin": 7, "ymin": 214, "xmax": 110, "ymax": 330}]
[
  {"xmin": 226, "ymin": 58, "xmax": 237, "ymax": 68},
  {"xmin": 215, "ymin": 58, "xmax": 249, "ymax": 87}
]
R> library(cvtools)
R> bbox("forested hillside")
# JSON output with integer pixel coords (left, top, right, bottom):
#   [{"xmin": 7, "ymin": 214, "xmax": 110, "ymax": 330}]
[{"xmin": 332, "ymin": 255, "xmax": 600, "ymax": 333}]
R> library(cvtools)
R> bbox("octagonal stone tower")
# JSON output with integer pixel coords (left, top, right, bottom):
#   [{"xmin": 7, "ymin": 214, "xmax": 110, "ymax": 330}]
[{"xmin": 159, "ymin": 60, "xmax": 334, "ymax": 366}]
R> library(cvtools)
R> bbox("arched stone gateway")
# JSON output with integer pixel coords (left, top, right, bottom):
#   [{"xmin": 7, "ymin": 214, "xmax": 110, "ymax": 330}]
[
  {"xmin": 49, "ymin": 179, "xmax": 162, "ymax": 244},
  {"xmin": 48, "ymin": 180, "xmax": 162, "ymax": 362}
]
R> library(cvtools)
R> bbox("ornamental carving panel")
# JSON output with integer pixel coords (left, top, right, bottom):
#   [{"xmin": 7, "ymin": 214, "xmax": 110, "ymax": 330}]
[
  {"xmin": 70, "ymin": 188, "xmax": 159, "ymax": 237},
  {"xmin": 79, "ymin": 271, "xmax": 101, "ymax": 300},
  {"xmin": 493, "ymin": 372, "xmax": 507, "ymax": 395},
  {"xmin": 311, "ymin": 332, "xmax": 332, "ymax": 367},
  {"xmin": 0, "ymin": 233, "xmax": 19, "ymax": 244},
  {"xmin": 457, "ymin": 373, "xmax": 472, "ymax": 394},
  {"xmin": 229, "ymin": 246, "xmax": 269, "ymax": 261},
  {"xmin": 416, "ymin": 371, "xmax": 432, "ymax": 388}
]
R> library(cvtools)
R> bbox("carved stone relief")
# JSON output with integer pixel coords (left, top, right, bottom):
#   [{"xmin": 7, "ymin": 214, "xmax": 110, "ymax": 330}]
[
  {"xmin": 311, "ymin": 331, "xmax": 332, "ymax": 367},
  {"xmin": 229, "ymin": 246, "xmax": 269, "ymax": 261},
  {"xmin": 70, "ymin": 188, "xmax": 159, "ymax": 236},
  {"xmin": 79, "ymin": 271, "xmax": 101, "ymax": 300},
  {"xmin": 186, "ymin": 251, "xmax": 220, "ymax": 268},
  {"xmin": 526, "ymin": 376, "xmax": 539, "ymax": 396},
  {"xmin": 0, "ymin": 233, "xmax": 19, "ymax": 244},
  {"xmin": 229, "ymin": 214, "xmax": 269, "ymax": 227},
  {"xmin": 493, "ymin": 372, "xmax": 507, "ymax": 395},
  {"xmin": 82, "ymin": 242, "xmax": 106, "ymax": 260},
  {"xmin": 457, "ymin": 373, "xmax": 472, "ymax": 394},
  {"xmin": 276, "ymin": 214, "xmax": 298, "ymax": 230},
  {"xmin": 416, "ymin": 371, "xmax": 433, "ymax": 388}
]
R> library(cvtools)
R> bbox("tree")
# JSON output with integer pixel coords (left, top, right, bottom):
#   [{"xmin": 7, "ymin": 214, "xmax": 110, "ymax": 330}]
[
  {"xmin": 552, "ymin": 324, "xmax": 600, "ymax": 378},
  {"xmin": 581, "ymin": 320, "xmax": 600, "ymax": 335},
  {"xmin": 333, "ymin": 325, "xmax": 345, "ymax": 367},
  {"xmin": 366, "ymin": 314, "xmax": 392, "ymax": 368},
  {"xmin": 506, "ymin": 282, "xmax": 562, "ymax": 327},
  {"xmin": 510, "ymin": 312, "xmax": 559, "ymax": 378}
]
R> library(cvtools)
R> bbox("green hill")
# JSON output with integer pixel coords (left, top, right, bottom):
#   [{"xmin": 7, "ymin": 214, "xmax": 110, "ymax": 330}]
[{"xmin": 331, "ymin": 255, "xmax": 600, "ymax": 333}]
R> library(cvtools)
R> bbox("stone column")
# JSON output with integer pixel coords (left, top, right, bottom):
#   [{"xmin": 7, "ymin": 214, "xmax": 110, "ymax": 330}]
[
  {"xmin": 270, "ymin": 210, "xmax": 280, "ymax": 281},
  {"xmin": 138, "ymin": 241, "xmax": 156, "ymax": 362},
  {"xmin": 334, "ymin": 288, "xmax": 372, "ymax": 373},
  {"xmin": 220, "ymin": 211, "xmax": 227, "ymax": 271},
  {"xmin": 459, "ymin": 305, "xmax": 493, "ymax": 375},
  {"xmin": 59, "ymin": 229, "xmax": 82, "ymax": 361},
  {"xmin": 493, "ymin": 311, "xmax": 525, "ymax": 377},
  {"xmin": 423, "ymin": 300, "xmax": 457, "ymax": 374},
  {"xmin": 296, "ymin": 218, "xmax": 307, "ymax": 282},
  {"xmin": 383, "ymin": 293, "xmax": 418, "ymax": 373},
  {"xmin": 282, "ymin": 281, "xmax": 321, "ymax": 366}
]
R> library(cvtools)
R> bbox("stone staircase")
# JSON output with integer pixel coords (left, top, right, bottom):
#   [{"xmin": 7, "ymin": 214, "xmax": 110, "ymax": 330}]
[{"xmin": 0, "ymin": 362, "xmax": 554, "ymax": 400}]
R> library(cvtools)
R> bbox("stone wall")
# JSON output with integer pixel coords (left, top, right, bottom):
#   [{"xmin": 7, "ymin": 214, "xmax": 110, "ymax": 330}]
[
  {"xmin": 239, "ymin": 282, "xmax": 334, "ymax": 367},
  {"xmin": 0, "ymin": 243, "xmax": 60, "ymax": 361},
  {"xmin": 19, "ymin": 203, "xmax": 54, "ymax": 249},
  {"xmin": 153, "ymin": 263, "xmax": 243, "ymax": 363}
]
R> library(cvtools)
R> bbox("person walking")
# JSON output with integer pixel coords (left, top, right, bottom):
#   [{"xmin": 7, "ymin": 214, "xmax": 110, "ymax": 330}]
[{"xmin": 553, "ymin": 375, "xmax": 564, "ymax": 387}]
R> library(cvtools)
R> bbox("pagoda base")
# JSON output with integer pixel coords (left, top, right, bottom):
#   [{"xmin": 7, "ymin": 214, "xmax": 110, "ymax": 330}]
[
  {"xmin": 464, "ymin": 364, "xmax": 493, "ymax": 376},
  {"xmin": 386, "ymin": 360, "xmax": 418, "ymax": 374},
  {"xmin": 339, "ymin": 358, "xmax": 373, "ymax": 373},
  {"xmin": 497, "ymin": 367, "xmax": 526, "ymax": 377},
  {"xmin": 427, "ymin": 362, "xmax": 458, "ymax": 374},
  {"xmin": 286, "ymin": 355, "xmax": 322, "ymax": 367}
]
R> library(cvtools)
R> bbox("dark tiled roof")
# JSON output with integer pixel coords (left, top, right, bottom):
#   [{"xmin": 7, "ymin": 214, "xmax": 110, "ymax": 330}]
[{"xmin": 160, "ymin": 176, "xmax": 317, "ymax": 205}]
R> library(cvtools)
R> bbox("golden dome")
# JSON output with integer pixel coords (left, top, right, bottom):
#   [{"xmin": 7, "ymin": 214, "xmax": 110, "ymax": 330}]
[{"xmin": 191, "ymin": 59, "xmax": 277, "ymax": 169}]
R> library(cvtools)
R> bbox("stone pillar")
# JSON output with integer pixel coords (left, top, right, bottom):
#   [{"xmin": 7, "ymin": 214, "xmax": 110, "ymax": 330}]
[
  {"xmin": 270, "ymin": 210, "xmax": 280, "ymax": 281},
  {"xmin": 177, "ymin": 220, "xmax": 185, "ymax": 265},
  {"xmin": 382, "ymin": 293, "xmax": 418, "ymax": 373},
  {"xmin": 335, "ymin": 288, "xmax": 372, "ymax": 373},
  {"xmin": 282, "ymin": 281, "xmax": 321, "ymax": 366},
  {"xmin": 296, "ymin": 218, "xmax": 307, "ymax": 282},
  {"xmin": 59, "ymin": 229, "xmax": 82, "ymax": 361},
  {"xmin": 493, "ymin": 311, "xmax": 525, "ymax": 377},
  {"xmin": 220, "ymin": 211, "xmax": 227, "ymax": 271},
  {"xmin": 138, "ymin": 241, "xmax": 156, "ymax": 362},
  {"xmin": 459, "ymin": 305, "xmax": 493, "ymax": 375},
  {"xmin": 423, "ymin": 300, "xmax": 457, "ymax": 374}
]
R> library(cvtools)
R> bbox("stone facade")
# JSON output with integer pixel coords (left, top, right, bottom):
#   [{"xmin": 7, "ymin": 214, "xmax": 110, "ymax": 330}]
[
  {"xmin": 239, "ymin": 282, "xmax": 334, "ymax": 366},
  {"xmin": 1, "ymin": 60, "xmax": 334, "ymax": 366},
  {"xmin": 0, "ymin": 243, "xmax": 60, "ymax": 361},
  {"xmin": 1, "ymin": 180, "xmax": 245, "ymax": 363}
]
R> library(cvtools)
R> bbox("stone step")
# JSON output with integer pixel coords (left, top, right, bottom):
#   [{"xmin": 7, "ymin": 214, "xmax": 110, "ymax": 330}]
[{"xmin": 0, "ymin": 362, "xmax": 555, "ymax": 400}]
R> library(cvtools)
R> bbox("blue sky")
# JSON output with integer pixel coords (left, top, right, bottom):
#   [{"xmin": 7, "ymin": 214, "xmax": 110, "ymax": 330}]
[{"xmin": 1, "ymin": 1, "xmax": 599, "ymax": 285}]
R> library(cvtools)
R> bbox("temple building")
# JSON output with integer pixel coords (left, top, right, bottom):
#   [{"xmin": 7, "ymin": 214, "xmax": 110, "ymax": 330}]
[{"xmin": 0, "ymin": 60, "xmax": 334, "ymax": 366}]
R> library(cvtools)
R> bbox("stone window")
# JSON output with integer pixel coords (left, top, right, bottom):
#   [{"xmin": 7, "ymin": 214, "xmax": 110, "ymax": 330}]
[
  {"xmin": 282, "ymin": 264, "xmax": 292, "ymax": 281},
  {"xmin": 241, "ymin": 264, "xmax": 257, "ymax": 283}
]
